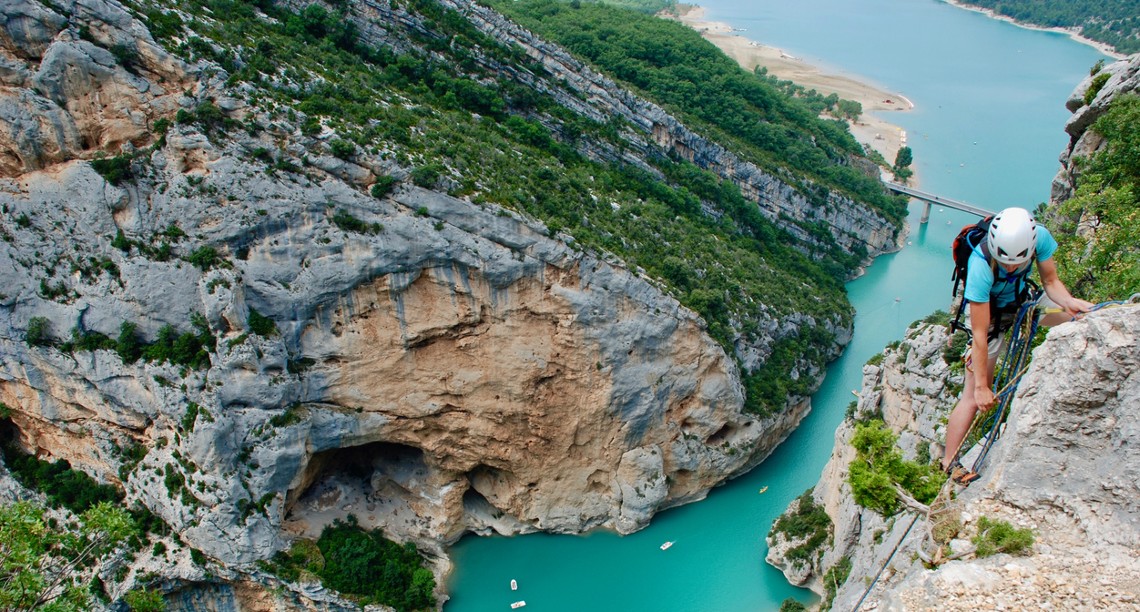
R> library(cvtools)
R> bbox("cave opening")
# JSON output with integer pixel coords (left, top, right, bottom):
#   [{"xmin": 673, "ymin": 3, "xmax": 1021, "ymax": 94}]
[{"xmin": 283, "ymin": 441, "xmax": 430, "ymax": 538}]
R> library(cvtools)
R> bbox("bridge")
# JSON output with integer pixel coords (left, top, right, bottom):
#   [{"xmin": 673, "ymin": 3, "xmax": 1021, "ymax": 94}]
[{"xmin": 883, "ymin": 182, "xmax": 993, "ymax": 223}]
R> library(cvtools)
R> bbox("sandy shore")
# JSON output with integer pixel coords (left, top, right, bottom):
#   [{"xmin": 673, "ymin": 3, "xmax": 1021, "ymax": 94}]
[{"xmin": 667, "ymin": 6, "xmax": 913, "ymax": 173}]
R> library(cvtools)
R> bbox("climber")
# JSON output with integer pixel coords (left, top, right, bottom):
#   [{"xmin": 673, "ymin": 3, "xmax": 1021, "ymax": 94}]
[{"xmin": 941, "ymin": 207, "xmax": 1093, "ymax": 485}]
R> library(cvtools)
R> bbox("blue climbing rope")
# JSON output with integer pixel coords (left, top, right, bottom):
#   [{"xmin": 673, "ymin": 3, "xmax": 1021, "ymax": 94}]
[
  {"xmin": 970, "ymin": 295, "xmax": 1041, "ymax": 474},
  {"xmin": 969, "ymin": 294, "xmax": 1138, "ymax": 473}
]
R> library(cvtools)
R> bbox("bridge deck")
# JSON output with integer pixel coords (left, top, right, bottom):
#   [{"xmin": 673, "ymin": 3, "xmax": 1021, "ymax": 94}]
[{"xmin": 883, "ymin": 181, "xmax": 993, "ymax": 220}]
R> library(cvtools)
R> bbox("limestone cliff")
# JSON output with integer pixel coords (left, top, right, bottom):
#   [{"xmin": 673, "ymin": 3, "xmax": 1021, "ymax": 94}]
[
  {"xmin": 768, "ymin": 52, "xmax": 1140, "ymax": 611},
  {"xmin": 0, "ymin": 0, "xmax": 886, "ymax": 607}
]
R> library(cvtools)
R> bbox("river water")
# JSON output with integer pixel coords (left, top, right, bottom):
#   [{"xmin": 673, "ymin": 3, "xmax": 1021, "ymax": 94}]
[{"xmin": 444, "ymin": 1, "xmax": 1108, "ymax": 609}]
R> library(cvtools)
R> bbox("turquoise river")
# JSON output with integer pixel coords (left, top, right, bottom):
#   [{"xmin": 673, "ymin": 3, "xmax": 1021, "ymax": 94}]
[{"xmin": 445, "ymin": 0, "xmax": 1110, "ymax": 609}]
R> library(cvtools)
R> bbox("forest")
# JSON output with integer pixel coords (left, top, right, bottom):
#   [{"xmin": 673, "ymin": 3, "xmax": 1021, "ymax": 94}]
[{"xmin": 955, "ymin": 0, "xmax": 1140, "ymax": 54}]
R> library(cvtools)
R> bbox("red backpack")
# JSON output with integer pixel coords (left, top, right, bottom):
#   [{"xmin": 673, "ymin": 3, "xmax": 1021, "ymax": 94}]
[{"xmin": 947, "ymin": 215, "xmax": 1035, "ymax": 336}]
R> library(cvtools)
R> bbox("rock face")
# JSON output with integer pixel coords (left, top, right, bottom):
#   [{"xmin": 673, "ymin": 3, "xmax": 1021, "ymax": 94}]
[
  {"xmin": 0, "ymin": 0, "xmax": 871, "ymax": 605},
  {"xmin": 766, "ymin": 321, "xmax": 959, "ymax": 597},
  {"xmin": 767, "ymin": 309, "xmax": 1140, "ymax": 611},
  {"xmin": 769, "ymin": 52, "xmax": 1140, "ymax": 611},
  {"xmin": 1052, "ymin": 53, "xmax": 1140, "ymax": 203}
]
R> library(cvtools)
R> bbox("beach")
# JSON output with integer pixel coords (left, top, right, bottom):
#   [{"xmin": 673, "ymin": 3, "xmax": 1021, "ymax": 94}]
[{"xmin": 667, "ymin": 5, "xmax": 914, "ymax": 173}]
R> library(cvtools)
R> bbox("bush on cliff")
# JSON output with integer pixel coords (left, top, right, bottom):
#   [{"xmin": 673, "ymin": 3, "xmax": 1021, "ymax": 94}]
[
  {"xmin": 847, "ymin": 420, "xmax": 942, "ymax": 516},
  {"xmin": 263, "ymin": 516, "xmax": 436, "ymax": 611},
  {"xmin": 972, "ymin": 516, "xmax": 1034, "ymax": 557}
]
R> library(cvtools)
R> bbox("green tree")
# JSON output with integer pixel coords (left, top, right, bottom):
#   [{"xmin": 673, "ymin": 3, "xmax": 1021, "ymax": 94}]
[
  {"xmin": 124, "ymin": 588, "xmax": 165, "ymax": 611},
  {"xmin": 26, "ymin": 317, "xmax": 51, "ymax": 347},
  {"xmin": 847, "ymin": 420, "xmax": 942, "ymax": 516},
  {"xmin": 0, "ymin": 501, "xmax": 136, "ymax": 611},
  {"xmin": 836, "ymin": 98, "xmax": 862, "ymax": 122}
]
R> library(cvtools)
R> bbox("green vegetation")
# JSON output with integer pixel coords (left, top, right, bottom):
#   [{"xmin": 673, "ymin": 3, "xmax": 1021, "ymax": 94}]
[
  {"xmin": 371, "ymin": 175, "xmax": 398, "ymax": 198},
  {"xmin": 116, "ymin": 0, "xmax": 872, "ymax": 415},
  {"xmin": 124, "ymin": 588, "xmax": 166, "ymax": 612},
  {"xmin": 847, "ymin": 420, "xmax": 942, "ymax": 516},
  {"xmin": 0, "ymin": 501, "xmax": 137, "ymax": 611},
  {"xmin": 186, "ymin": 245, "xmax": 222, "ymax": 270},
  {"xmin": 25, "ymin": 316, "xmax": 51, "ymax": 347},
  {"xmin": 954, "ymin": 0, "xmax": 1140, "ymax": 54},
  {"xmin": 331, "ymin": 209, "xmax": 382, "ymax": 234},
  {"xmin": 489, "ymin": 0, "xmax": 906, "ymax": 225},
  {"xmin": 1051, "ymin": 94, "xmax": 1140, "ymax": 303},
  {"xmin": 893, "ymin": 146, "xmax": 914, "ymax": 183},
  {"xmin": 261, "ymin": 517, "xmax": 435, "ymax": 611},
  {"xmin": 1084, "ymin": 71, "xmax": 1112, "ymax": 105},
  {"xmin": 90, "ymin": 154, "xmax": 135, "ymax": 185},
  {"xmin": 972, "ymin": 516, "xmax": 1034, "ymax": 557},
  {"xmin": 0, "ymin": 445, "xmax": 124, "ymax": 513},
  {"xmin": 779, "ymin": 599, "xmax": 807, "ymax": 612},
  {"xmin": 248, "ymin": 308, "xmax": 278, "ymax": 336},
  {"xmin": 769, "ymin": 488, "xmax": 832, "ymax": 568},
  {"xmin": 821, "ymin": 555, "xmax": 852, "ymax": 611}
]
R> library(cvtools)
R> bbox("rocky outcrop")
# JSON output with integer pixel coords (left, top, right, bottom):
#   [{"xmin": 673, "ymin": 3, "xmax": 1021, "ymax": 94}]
[
  {"xmin": 1052, "ymin": 53, "xmax": 1140, "ymax": 203},
  {"xmin": 766, "ymin": 321, "xmax": 959, "ymax": 597},
  {"xmin": 768, "ymin": 308, "xmax": 1140, "ymax": 611},
  {"xmin": 0, "ymin": 0, "xmax": 193, "ymax": 176}
]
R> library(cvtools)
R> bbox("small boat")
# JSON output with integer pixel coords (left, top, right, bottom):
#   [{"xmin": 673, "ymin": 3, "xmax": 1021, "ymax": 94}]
[
  {"xmin": 758, "ymin": 486, "xmax": 769, "ymax": 494},
  {"xmin": 511, "ymin": 601, "xmax": 526, "ymax": 609},
  {"xmin": 510, "ymin": 579, "xmax": 517, "ymax": 591},
  {"xmin": 660, "ymin": 541, "xmax": 674, "ymax": 550}
]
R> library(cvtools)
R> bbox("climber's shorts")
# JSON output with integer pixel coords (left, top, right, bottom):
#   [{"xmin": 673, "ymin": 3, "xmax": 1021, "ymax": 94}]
[{"xmin": 961, "ymin": 294, "xmax": 1059, "ymax": 372}]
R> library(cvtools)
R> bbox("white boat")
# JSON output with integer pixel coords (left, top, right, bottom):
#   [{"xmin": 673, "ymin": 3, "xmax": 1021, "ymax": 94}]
[
  {"xmin": 660, "ymin": 541, "xmax": 674, "ymax": 550},
  {"xmin": 510, "ymin": 579, "xmax": 517, "ymax": 591},
  {"xmin": 511, "ymin": 601, "xmax": 526, "ymax": 609},
  {"xmin": 758, "ymin": 486, "xmax": 769, "ymax": 494}
]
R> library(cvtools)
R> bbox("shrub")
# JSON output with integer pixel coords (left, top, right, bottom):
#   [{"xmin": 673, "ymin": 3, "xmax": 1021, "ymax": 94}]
[
  {"xmin": 0, "ymin": 444, "xmax": 123, "ymax": 513},
  {"xmin": 248, "ymin": 308, "xmax": 278, "ymax": 337},
  {"xmin": 124, "ymin": 588, "xmax": 164, "ymax": 612},
  {"xmin": 779, "ymin": 599, "xmax": 807, "ymax": 612},
  {"xmin": 112, "ymin": 229, "xmax": 133, "ymax": 252},
  {"xmin": 91, "ymin": 155, "xmax": 135, "ymax": 186},
  {"xmin": 186, "ymin": 246, "xmax": 220, "ymax": 270},
  {"xmin": 332, "ymin": 210, "xmax": 381, "ymax": 235},
  {"xmin": 847, "ymin": 420, "xmax": 942, "ymax": 516},
  {"xmin": 1084, "ymin": 72, "xmax": 1112, "ymax": 105},
  {"xmin": 315, "ymin": 517, "xmax": 436, "ymax": 611},
  {"xmin": 26, "ymin": 317, "xmax": 52, "ymax": 347},
  {"xmin": 972, "ymin": 516, "xmax": 1034, "ymax": 557},
  {"xmin": 410, "ymin": 165, "xmax": 441, "ymax": 188},
  {"xmin": 117, "ymin": 322, "xmax": 143, "ymax": 363},
  {"xmin": 371, "ymin": 175, "xmax": 397, "ymax": 198},
  {"xmin": 821, "ymin": 556, "xmax": 852, "ymax": 610},
  {"xmin": 329, "ymin": 139, "xmax": 356, "ymax": 159}
]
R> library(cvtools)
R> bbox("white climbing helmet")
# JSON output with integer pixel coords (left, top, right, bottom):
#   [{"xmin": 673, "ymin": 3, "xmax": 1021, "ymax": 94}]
[{"xmin": 987, "ymin": 207, "xmax": 1037, "ymax": 266}]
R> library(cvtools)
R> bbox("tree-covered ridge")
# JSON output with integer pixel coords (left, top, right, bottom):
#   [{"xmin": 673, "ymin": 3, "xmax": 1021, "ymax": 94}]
[
  {"xmin": 1050, "ymin": 93, "xmax": 1140, "ymax": 302},
  {"xmin": 484, "ymin": 0, "xmax": 907, "ymax": 225},
  {"xmin": 104, "ymin": 0, "xmax": 867, "ymax": 413},
  {"xmin": 954, "ymin": 0, "xmax": 1140, "ymax": 54}
]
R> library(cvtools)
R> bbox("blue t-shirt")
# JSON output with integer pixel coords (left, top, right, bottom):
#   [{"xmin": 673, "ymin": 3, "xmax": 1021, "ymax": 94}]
[{"xmin": 964, "ymin": 224, "xmax": 1057, "ymax": 307}]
